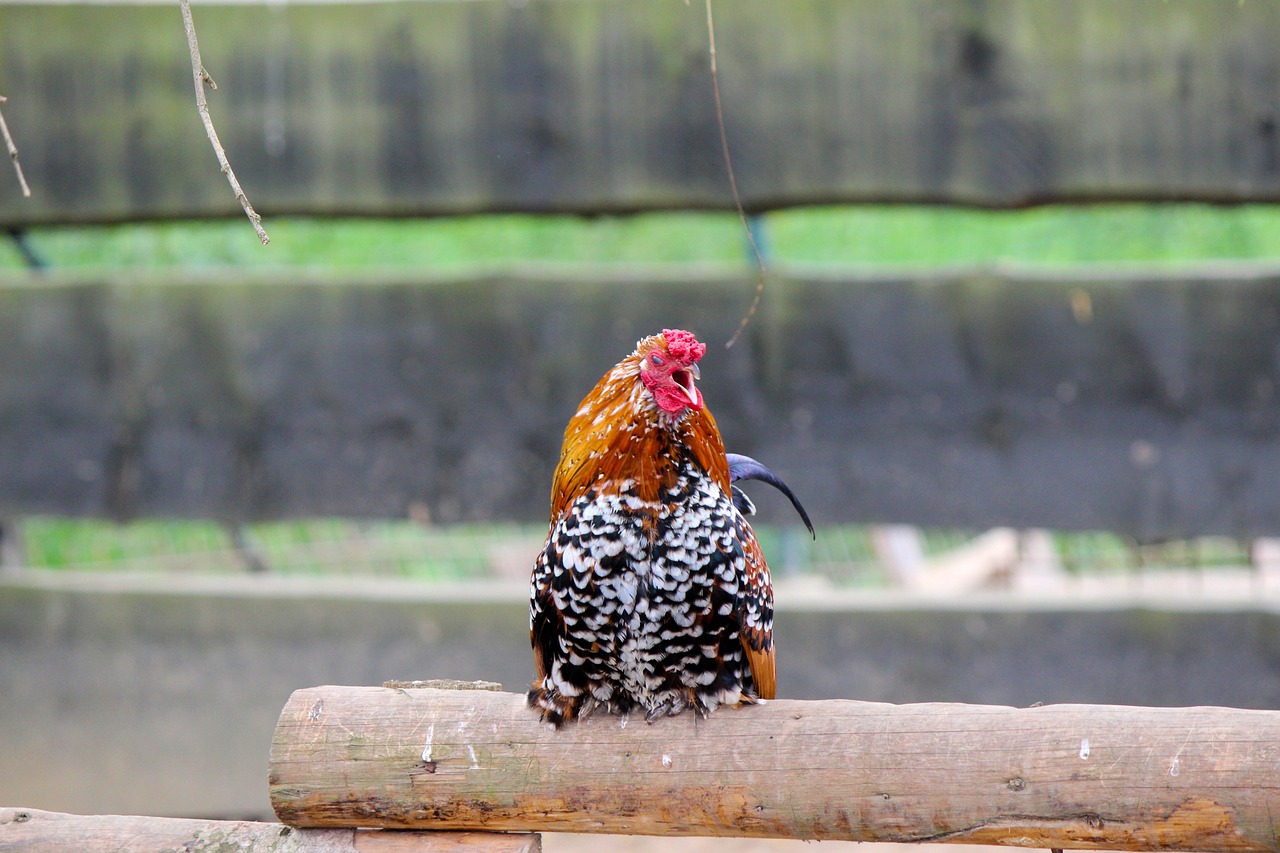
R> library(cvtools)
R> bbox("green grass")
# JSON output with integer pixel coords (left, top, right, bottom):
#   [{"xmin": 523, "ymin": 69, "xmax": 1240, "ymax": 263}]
[
  {"xmin": 18, "ymin": 516, "xmax": 544, "ymax": 581},
  {"xmin": 3, "ymin": 213, "xmax": 747, "ymax": 272},
  {"xmin": 22, "ymin": 517, "xmax": 230, "ymax": 571},
  {"xmin": 769, "ymin": 204, "xmax": 1280, "ymax": 266},
  {"xmin": 9, "ymin": 204, "xmax": 1280, "ymax": 272}
]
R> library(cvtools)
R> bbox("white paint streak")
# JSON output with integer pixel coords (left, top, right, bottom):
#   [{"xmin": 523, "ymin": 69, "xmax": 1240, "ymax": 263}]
[
  {"xmin": 1169, "ymin": 754, "xmax": 1181, "ymax": 777},
  {"xmin": 466, "ymin": 744, "xmax": 479, "ymax": 769},
  {"xmin": 1079, "ymin": 738, "xmax": 1091, "ymax": 760},
  {"xmin": 421, "ymin": 723, "xmax": 435, "ymax": 762}
]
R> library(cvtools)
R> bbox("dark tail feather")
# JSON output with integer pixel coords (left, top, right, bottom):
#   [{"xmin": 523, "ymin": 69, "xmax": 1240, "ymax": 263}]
[{"xmin": 726, "ymin": 453, "xmax": 815, "ymax": 539}]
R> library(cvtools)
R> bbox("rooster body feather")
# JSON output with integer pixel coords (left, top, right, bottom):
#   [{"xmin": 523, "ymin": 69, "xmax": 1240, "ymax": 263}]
[{"xmin": 528, "ymin": 330, "xmax": 780, "ymax": 726}]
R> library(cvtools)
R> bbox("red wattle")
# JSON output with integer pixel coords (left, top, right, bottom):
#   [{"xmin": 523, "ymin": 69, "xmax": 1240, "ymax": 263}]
[{"xmin": 652, "ymin": 383, "xmax": 702, "ymax": 414}]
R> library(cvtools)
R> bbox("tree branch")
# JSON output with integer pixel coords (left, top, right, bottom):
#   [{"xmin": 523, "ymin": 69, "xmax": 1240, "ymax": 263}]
[
  {"xmin": 0, "ymin": 96, "xmax": 31, "ymax": 198},
  {"xmin": 179, "ymin": 0, "xmax": 269, "ymax": 245}
]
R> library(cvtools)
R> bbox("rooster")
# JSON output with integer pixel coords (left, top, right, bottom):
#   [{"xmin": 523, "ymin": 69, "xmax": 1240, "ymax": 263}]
[{"xmin": 528, "ymin": 329, "xmax": 812, "ymax": 726}]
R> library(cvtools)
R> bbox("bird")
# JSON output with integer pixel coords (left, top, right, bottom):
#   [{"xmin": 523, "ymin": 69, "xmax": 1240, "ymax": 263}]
[{"xmin": 527, "ymin": 328, "xmax": 812, "ymax": 727}]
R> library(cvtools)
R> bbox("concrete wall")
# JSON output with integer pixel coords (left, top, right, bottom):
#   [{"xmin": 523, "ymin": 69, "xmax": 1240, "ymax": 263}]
[{"xmin": 3, "ymin": 573, "xmax": 1277, "ymax": 819}]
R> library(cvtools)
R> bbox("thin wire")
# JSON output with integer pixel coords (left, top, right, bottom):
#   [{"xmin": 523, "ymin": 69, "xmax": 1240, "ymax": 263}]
[{"xmin": 705, "ymin": 0, "xmax": 765, "ymax": 349}]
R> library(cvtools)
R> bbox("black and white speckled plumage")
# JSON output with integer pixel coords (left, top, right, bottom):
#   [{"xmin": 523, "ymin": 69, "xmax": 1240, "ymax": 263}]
[{"xmin": 529, "ymin": 461, "xmax": 762, "ymax": 724}]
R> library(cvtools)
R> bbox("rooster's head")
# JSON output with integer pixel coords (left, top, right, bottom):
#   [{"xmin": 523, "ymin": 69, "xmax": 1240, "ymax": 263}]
[{"xmin": 638, "ymin": 328, "xmax": 706, "ymax": 415}]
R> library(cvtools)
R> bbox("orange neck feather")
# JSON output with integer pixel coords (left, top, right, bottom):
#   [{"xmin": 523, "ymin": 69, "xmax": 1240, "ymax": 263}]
[{"xmin": 550, "ymin": 353, "xmax": 729, "ymax": 519}]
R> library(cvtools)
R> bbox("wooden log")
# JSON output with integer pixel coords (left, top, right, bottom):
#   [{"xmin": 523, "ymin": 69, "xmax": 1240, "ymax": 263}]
[
  {"xmin": 270, "ymin": 686, "xmax": 1280, "ymax": 850},
  {"xmin": 0, "ymin": 807, "xmax": 539, "ymax": 852}
]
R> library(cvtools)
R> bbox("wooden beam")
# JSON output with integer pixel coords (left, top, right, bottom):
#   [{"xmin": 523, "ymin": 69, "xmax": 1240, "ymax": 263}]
[
  {"xmin": 5, "ymin": 0, "xmax": 1280, "ymax": 224},
  {"xmin": 270, "ymin": 686, "xmax": 1280, "ymax": 849},
  {"xmin": 0, "ymin": 807, "xmax": 539, "ymax": 852},
  {"xmin": 8, "ymin": 266, "xmax": 1280, "ymax": 539}
]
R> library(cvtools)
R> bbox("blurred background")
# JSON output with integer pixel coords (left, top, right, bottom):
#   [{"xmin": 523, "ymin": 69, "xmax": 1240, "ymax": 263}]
[{"xmin": 3, "ymin": 0, "xmax": 1280, "ymax": 843}]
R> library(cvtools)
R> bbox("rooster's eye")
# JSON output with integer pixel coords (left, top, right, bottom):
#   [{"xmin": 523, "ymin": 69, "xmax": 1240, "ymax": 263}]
[{"xmin": 650, "ymin": 354, "xmax": 664, "ymax": 366}]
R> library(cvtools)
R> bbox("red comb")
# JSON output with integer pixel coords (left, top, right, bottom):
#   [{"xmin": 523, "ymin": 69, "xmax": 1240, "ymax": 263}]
[{"xmin": 662, "ymin": 329, "xmax": 706, "ymax": 363}]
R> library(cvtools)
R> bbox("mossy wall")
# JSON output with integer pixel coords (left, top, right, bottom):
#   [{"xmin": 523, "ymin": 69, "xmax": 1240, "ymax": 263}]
[
  {"xmin": 2, "ymin": 0, "xmax": 1280, "ymax": 223},
  {"xmin": 5, "ymin": 268, "xmax": 1280, "ymax": 539}
]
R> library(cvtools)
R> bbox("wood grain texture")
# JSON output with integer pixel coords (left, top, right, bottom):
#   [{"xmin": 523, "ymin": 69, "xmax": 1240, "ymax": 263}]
[
  {"xmin": 0, "ymin": 807, "xmax": 540, "ymax": 852},
  {"xmin": 269, "ymin": 686, "xmax": 1280, "ymax": 849}
]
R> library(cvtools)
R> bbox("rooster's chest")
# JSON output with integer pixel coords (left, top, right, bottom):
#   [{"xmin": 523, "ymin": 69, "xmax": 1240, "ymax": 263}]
[{"xmin": 549, "ymin": 469, "xmax": 741, "ymax": 635}]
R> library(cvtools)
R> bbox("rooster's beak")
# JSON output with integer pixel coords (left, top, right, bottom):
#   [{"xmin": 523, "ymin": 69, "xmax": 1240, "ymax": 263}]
[{"xmin": 675, "ymin": 364, "xmax": 701, "ymax": 408}]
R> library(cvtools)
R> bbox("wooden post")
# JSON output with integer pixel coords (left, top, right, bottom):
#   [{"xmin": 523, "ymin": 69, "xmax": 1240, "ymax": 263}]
[
  {"xmin": 0, "ymin": 517, "xmax": 23, "ymax": 573},
  {"xmin": 270, "ymin": 686, "xmax": 1280, "ymax": 850},
  {"xmin": 0, "ymin": 807, "xmax": 539, "ymax": 852}
]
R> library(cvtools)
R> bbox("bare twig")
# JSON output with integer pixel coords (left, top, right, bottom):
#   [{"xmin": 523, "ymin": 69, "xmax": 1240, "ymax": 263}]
[
  {"xmin": 179, "ymin": 0, "xmax": 269, "ymax": 245},
  {"xmin": 704, "ymin": 0, "xmax": 764, "ymax": 349},
  {"xmin": 0, "ymin": 96, "xmax": 31, "ymax": 198}
]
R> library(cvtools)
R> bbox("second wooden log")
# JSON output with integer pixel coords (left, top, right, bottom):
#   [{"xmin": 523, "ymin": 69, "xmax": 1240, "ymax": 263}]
[{"xmin": 0, "ymin": 807, "xmax": 539, "ymax": 852}]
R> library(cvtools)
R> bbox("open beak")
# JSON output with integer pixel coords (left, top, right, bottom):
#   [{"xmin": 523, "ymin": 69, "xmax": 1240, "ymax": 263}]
[{"xmin": 674, "ymin": 363, "xmax": 701, "ymax": 407}]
